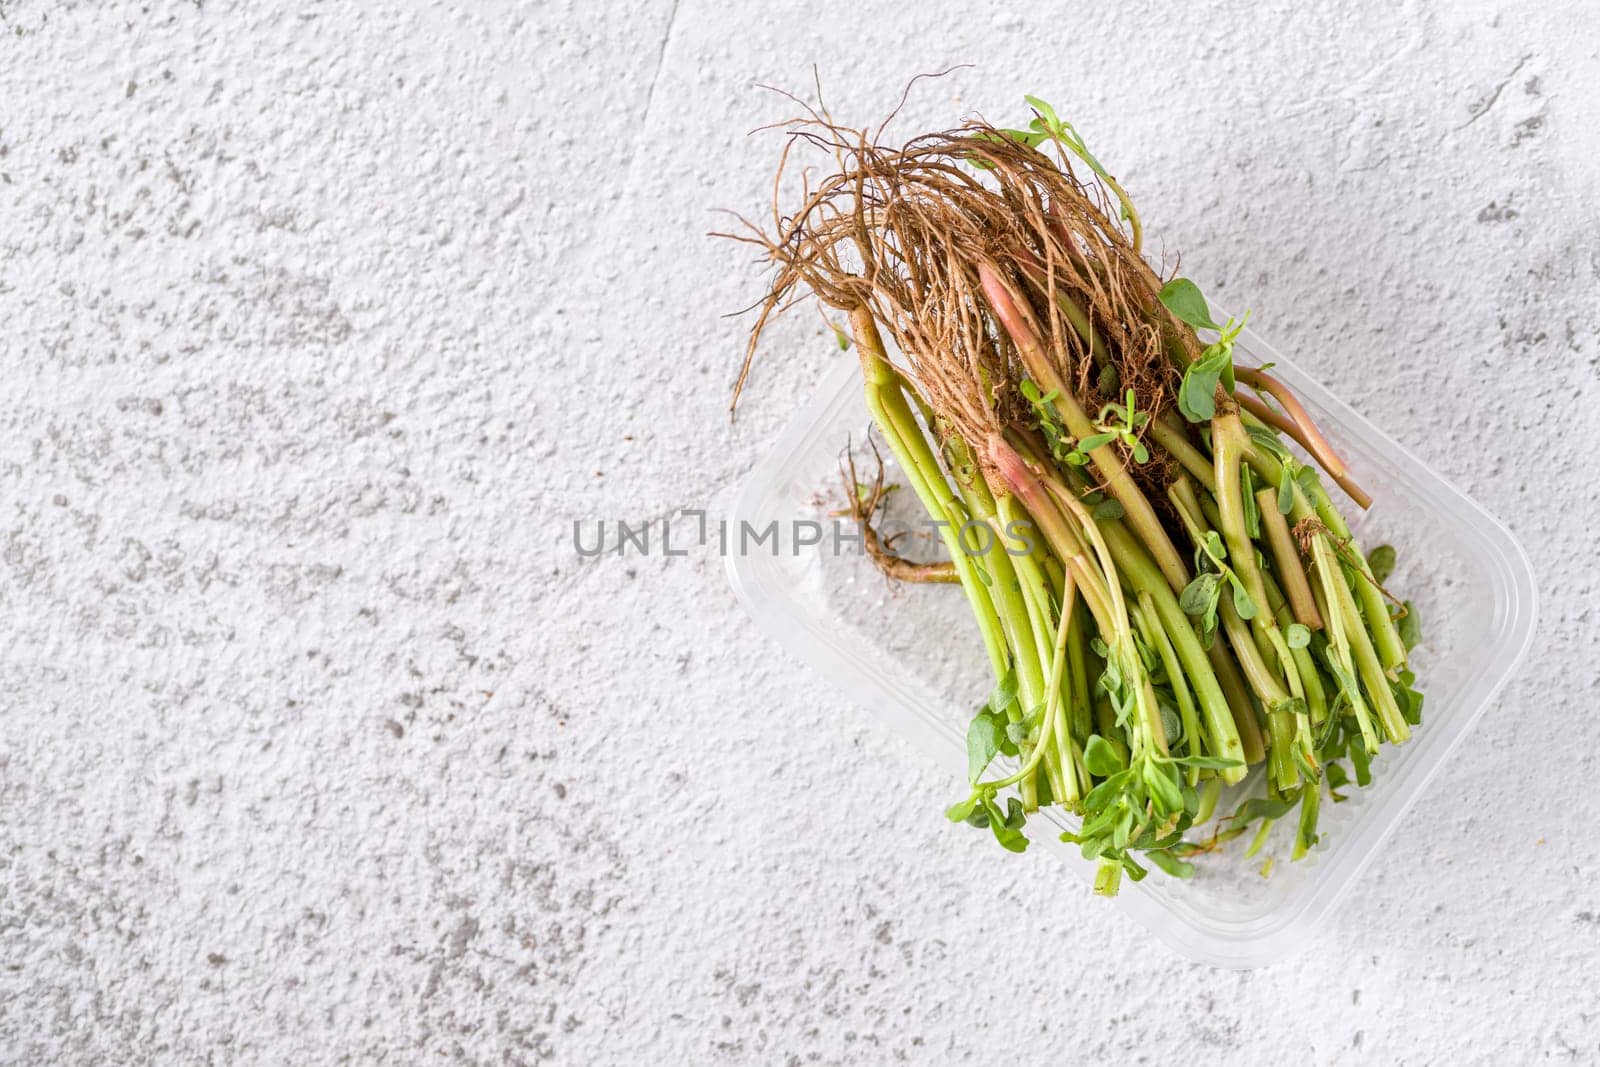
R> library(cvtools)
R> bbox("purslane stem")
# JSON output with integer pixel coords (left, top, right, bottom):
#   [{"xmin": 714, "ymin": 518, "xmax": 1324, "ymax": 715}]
[
  {"xmin": 978, "ymin": 263, "xmax": 1191, "ymax": 594},
  {"xmin": 1255, "ymin": 487, "xmax": 1322, "ymax": 630},
  {"xmin": 1308, "ymin": 535, "xmax": 1380, "ymax": 752},
  {"xmin": 857, "ymin": 308, "xmax": 1004, "ymax": 675},
  {"xmin": 1240, "ymin": 443, "xmax": 1404, "ymax": 749},
  {"xmin": 1133, "ymin": 592, "xmax": 1202, "ymax": 786},
  {"xmin": 1305, "ymin": 480, "xmax": 1408, "ymax": 672},
  {"xmin": 1262, "ymin": 570, "xmax": 1329, "ymax": 725},
  {"xmin": 947, "ymin": 446, "xmax": 1064, "ymax": 808},
  {"xmin": 1321, "ymin": 544, "xmax": 1411, "ymax": 745},
  {"xmin": 1168, "ymin": 478, "xmax": 1293, "ymax": 788},
  {"xmin": 1150, "ymin": 415, "xmax": 1217, "ymax": 490},
  {"xmin": 1065, "ymin": 597, "xmax": 1093, "ymax": 745},
  {"xmin": 851, "ymin": 307, "xmax": 1034, "ymax": 804},
  {"xmin": 972, "ymin": 601, "xmax": 1074, "ymax": 794},
  {"xmin": 1094, "ymin": 519, "xmax": 1247, "ymax": 780},
  {"xmin": 1212, "ymin": 413, "xmax": 1269, "ymax": 617}
]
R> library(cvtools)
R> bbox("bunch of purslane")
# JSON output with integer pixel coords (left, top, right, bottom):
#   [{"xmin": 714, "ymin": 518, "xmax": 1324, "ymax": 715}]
[{"xmin": 723, "ymin": 98, "xmax": 1422, "ymax": 894}]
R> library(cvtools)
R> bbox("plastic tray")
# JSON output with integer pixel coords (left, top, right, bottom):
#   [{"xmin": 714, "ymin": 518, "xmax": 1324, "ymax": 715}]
[{"xmin": 725, "ymin": 330, "xmax": 1537, "ymax": 967}]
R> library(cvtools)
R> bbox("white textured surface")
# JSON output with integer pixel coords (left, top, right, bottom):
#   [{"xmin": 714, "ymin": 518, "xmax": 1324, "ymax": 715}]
[{"xmin": 2, "ymin": 1, "xmax": 1597, "ymax": 1062}]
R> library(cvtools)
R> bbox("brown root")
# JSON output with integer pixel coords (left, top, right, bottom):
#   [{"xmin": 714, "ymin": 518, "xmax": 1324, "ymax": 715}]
[
  {"xmin": 719, "ymin": 108, "xmax": 1186, "ymax": 470},
  {"xmin": 840, "ymin": 438, "xmax": 959, "ymax": 585}
]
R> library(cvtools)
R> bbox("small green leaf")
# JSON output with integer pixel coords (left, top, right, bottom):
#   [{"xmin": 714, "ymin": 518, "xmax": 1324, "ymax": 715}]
[
  {"xmin": 1231, "ymin": 576, "xmax": 1257, "ymax": 620},
  {"xmin": 1397, "ymin": 601, "xmax": 1422, "ymax": 650},
  {"xmin": 1083, "ymin": 768, "xmax": 1133, "ymax": 813},
  {"xmin": 1158, "ymin": 278, "xmax": 1221, "ymax": 331},
  {"xmin": 990, "ymin": 670, "xmax": 1019, "ymax": 715},
  {"xmin": 1143, "ymin": 760, "xmax": 1184, "ymax": 813},
  {"xmin": 966, "ymin": 713, "xmax": 1002, "ymax": 784},
  {"xmin": 1023, "ymin": 95, "xmax": 1062, "ymax": 135},
  {"xmin": 1158, "ymin": 702, "xmax": 1183, "ymax": 746},
  {"xmin": 1178, "ymin": 368, "xmax": 1217, "ymax": 423},
  {"xmin": 1099, "ymin": 653, "xmax": 1124, "ymax": 693},
  {"xmin": 1003, "ymin": 796, "xmax": 1026, "ymax": 830},
  {"xmin": 1131, "ymin": 439, "xmax": 1149, "ymax": 464},
  {"xmin": 1222, "ymin": 795, "xmax": 1298, "ymax": 836},
  {"xmin": 981, "ymin": 797, "xmax": 1029, "ymax": 852},
  {"xmin": 1179, "ymin": 572, "xmax": 1220, "ymax": 616},
  {"xmin": 1093, "ymin": 498, "xmax": 1126, "ymax": 521},
  {"xmin": 1245, "ymin": 424, "xmax": 1291, "ymax": 459},
  {"xmin": 1277, "ymin": 464, "xmax": 1294, "ymax": 514},
  {"xmin": 1178, "ymin": 341, "xmax": 1236, "ymax": 422},
  {"xmin": 945, "ymin": 796, "xmax": 979, "ymax": 822},
  {"xmin": 1205, "ymin": 531, "xmax": 1226, "ymax": 560},
  {"xmin": 1083, "ymin": 734, "xmax": 1125, "ymax": 778},
  {"xmin": 1112, "ymin": 806, "xmax": 1134, "ymax": 849},
  {"xmin": 1146, "ymin": 848, "xmax": 1195, "ymax": 879},
  {"xmin": 1368, "ymin": 544, "xmax": 1397, "ymax": 584},
  {"xmin": 1172, "ymin": 754, "xmax": 1245, "ymax": 770},
  {"xmin": 1286, "ymin": 623, "xmax": 1312, "ymax": 649},
  {"xmin": 991, "ymin": 819, "xmax": 1029, "ymax": 853},
  {"xmin": 1078, "ymin": 432, "xmax": 1117, "ymax": 451},
  {"xmin": 1393, "ymin": 668, "xmax": 1425, "ymax": 726}
]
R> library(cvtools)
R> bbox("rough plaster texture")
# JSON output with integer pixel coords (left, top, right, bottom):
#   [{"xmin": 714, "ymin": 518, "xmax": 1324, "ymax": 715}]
[{"xmin": 1, "ymin": 1, "xmax": 1598, "ymax": 1063}]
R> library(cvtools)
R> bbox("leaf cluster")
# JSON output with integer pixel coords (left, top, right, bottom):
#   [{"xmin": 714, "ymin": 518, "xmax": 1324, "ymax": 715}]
[
  {"xmin": 1158, "ymin": 279, "xmax": 1250, "ymax": 423},
  {"xmin": 1060, "ymin": 741, "xmax": 1241, "ymax": 883},
  {"xmin": 1177, "ymin": 530, "xmax": 1257, "ymax": 647}
]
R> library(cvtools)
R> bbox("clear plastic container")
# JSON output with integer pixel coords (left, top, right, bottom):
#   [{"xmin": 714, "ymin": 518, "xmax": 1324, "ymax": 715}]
[{"xmin": 724, "ymin": 329, "xmax": 1538, "ymax": 968}]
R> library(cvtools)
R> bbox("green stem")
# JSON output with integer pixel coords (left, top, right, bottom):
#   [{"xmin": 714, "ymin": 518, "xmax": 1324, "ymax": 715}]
[
  {"xmin": 1133, "ymin": 592, "xmax": 1202, "ymax": 785},
  {"xmin": 1094, "ymin": 858, "xmax": 1123, "ymax": 896},
  {"xmin": 1094, "ymin": 519, "xmax": 1247, "ymax": 781},
  {"xmin": 1045, "ymin": 480, "xmax": 1166, "ymax": 758},
  {"xmin": 1212, "ymin": 413, "xmax": 1268, "ymax": 617},
  {"xmin": 1322, "ymin": 544, "xmax": 1411, "ymax": 745},
  {"xmin": 1256, "ymin": 487, "xmax": 1322, "ymax": 630},
  {"xmin": 852, "ymin": 308, "xmax": 1038, "ymax": 807},
  {"xmin": 1207, "ymin": 642, "xmax": 1265, "ymax": 765},
  {"xmin": 1305, "ymin": 480, "xmax": 1408, "ymax": 672},
  {"xmin": 1309, "ymin": 535, "xmax": 1380, "ymax": 753},
  {"xmin": 970, "ymin": 603, "xmax": 1073, "ymax": 794},
  {"xmin": 1220, "ymin": 595, "xmax": 1296, "ymax": 791},
  {"xmin": 1151, "ymin": 415, "xmax": 1217, "ymax": 491},
  {"xmin": 854, "ymin": 312, "xmax": 1010, "ymax": 678},
  {"xmin": 1066, "ymin": 598, "xmax": 1093, "ymax": 745},
  {"xmin": 948, "ymin": 451, "xmax": 1065, "ymax": 809},
  {"xmin": 1263, "ymin": 571, "xmax": 1328, "ymax": 726}
]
